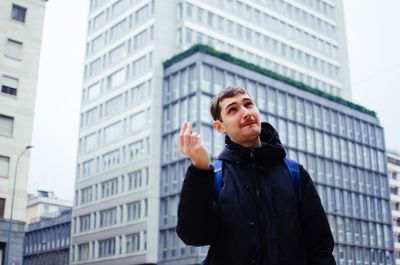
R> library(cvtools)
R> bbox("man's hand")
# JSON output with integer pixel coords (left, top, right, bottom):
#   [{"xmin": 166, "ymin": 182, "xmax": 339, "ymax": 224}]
[{"xmin": 178, "ymin": 122, "xmax": 210, "ymax": 170}]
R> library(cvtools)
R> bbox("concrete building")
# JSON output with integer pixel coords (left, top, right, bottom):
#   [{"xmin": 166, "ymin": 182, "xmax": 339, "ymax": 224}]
[
  {"xmin": 26, "ymin": 190, "xmax": 73, "ymax": 224},
  {"xmin": 72, "ymin": 0, "xmax": 355, "ymax": 264},
  {"xmin": 161, "ymin": 46, "xmax": 393, "ymax": 264},
  {"xmin": 23, "ymin": 209, "xmax": 72, "ymax": 265},
  {"xmin": 0, "ymin": 0, "xmax": 47, "ymax": 264},
  {"xmin": 388, "ymin": 151, "xmax": 400, "ymax": 264}
]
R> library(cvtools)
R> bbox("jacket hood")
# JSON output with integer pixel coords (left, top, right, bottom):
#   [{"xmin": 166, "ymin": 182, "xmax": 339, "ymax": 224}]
[{"xmin": 218, "ymin": 122, "xmax": 286, "ymax": 163}]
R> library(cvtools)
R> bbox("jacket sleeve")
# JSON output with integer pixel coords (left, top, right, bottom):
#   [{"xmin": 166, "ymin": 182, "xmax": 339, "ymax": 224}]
[
  {"xmin": 298, "ymin": 165, "xmax": 336, "ymax": 265},
  {"xmin": 176, "ymin": 164, "xmax": 218, "ymax": 246}
]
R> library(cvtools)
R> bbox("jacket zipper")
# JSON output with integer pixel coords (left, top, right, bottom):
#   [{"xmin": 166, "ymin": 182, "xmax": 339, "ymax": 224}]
[{"xmin": 251, "ymin": 150, "xmax": 264, "ymax": 265}]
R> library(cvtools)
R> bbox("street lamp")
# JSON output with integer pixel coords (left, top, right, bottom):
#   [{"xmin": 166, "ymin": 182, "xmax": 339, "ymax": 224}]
[{"xmin": 4, "ymin": 145, "xmax": 33, "ymax": 265}]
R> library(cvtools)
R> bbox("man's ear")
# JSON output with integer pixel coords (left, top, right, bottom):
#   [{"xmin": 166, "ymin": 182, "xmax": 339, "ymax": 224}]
[{"xmin": 213, "ymin": 120, "xmax": 226, "ymax": 134}]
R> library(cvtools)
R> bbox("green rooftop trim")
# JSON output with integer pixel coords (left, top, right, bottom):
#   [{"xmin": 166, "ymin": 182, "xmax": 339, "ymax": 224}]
[{"xmin": 163, "ymin": 44, "xmax": 377, "ymax": 117}]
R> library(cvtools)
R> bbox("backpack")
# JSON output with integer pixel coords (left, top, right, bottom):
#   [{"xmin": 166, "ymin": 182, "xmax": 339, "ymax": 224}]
[{"xmin": 213, "ymin": 158, "xmax": 302, "ymax": 203}]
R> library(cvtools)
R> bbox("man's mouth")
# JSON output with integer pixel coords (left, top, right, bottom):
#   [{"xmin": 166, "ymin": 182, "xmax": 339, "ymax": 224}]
[{"xmin": 241, "ymin": 121, "xmax": 255, "ymax": 127}]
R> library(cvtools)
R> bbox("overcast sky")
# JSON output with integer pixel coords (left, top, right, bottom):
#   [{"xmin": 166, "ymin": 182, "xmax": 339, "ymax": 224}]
[{"xmin": 27, "ymin": 1, "xmax": 400, "ymax": 201}]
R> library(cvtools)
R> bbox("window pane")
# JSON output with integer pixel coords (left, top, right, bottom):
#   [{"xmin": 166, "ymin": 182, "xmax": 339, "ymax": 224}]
[
  {"xmin": 5, "ymin": 39, "xmax": 23, "ymax": 60},
  {"xmin": 11, "ymin": 4, "xmax": 27, "ymax": 23},
  {"xmin": 0, "ymin": 115, "xmax": 14, "ymax": 137},
  {"xmin": 0, "ymin": 156, "xmax": 10, "ymax": 177},
  {"xmin": 1, "ymin": 76, "xmax": 18, "ymax": 96}
]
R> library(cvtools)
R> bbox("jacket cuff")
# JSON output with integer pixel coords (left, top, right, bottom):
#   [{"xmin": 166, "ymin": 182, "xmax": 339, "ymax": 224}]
[{"xmin": 187, "ymin": 164, "xmax": 214, "ymax": 183}]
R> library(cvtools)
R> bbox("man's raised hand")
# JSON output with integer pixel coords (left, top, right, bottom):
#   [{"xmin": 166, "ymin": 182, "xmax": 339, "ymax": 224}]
[{"xmin": 178, "ymin": 122, "xmax": 210, "ymax": 170}]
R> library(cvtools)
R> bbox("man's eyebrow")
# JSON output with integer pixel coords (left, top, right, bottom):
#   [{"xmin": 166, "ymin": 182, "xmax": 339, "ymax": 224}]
[{"xmin": 224, "ymin": 97, "xmax": 252, "ymax": 110}]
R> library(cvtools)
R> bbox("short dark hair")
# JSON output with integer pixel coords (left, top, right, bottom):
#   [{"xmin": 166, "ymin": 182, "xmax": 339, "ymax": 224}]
[{"xmin": 210, "ymin": 86, "xmax": 249, "ymax": 121}]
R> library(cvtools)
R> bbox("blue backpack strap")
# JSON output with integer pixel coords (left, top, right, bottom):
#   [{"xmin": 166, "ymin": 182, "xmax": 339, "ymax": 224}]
[
  {"xmin": 213, "ymin": 160, "xmax": 223, "ymax": 201},
  {"xmin": 284, "ymin": 158, "xmax": 301, "ymax": 203}
]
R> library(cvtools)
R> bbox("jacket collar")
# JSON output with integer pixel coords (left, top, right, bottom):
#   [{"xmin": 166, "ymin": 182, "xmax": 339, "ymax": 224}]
[{"xmin": 218, "ymin": 122, "xmax": 286, "ymax": 163}]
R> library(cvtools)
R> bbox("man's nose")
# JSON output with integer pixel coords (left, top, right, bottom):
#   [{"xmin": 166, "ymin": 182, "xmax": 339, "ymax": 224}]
[{"xmin": 241, "ymin": 106, "xmax": 251, "ymax": 118}]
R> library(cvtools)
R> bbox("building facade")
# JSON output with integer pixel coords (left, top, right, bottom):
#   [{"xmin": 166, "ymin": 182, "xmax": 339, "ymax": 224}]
[
  {"xmin": 388, "ymin": 151, "xmax": 400, "ymax": 264},
  {"xmin": 72, "ymin": 0, "xmax": 353, "ymax": 264},
  {"xmin": 0, "ymin": 0, "xmax": 46, "ymax": 264},
  {"xmin": 160, "ymin": 47, "xmax": 393, "ymax": 265},
  {"xmin": 23, "ymin": 209, "xmax": 72, "ymax": 265},
  {"xmin": 26, "ymin": 190, "xmax": 73, "ymax": 224}
]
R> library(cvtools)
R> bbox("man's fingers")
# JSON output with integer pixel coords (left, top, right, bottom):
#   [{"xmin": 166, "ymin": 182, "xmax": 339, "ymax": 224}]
[
  {"xmin": 179, "ymin": 122, "xmax": 187, "ymax": 152},
  {"xmin": 183, "ymin": 123, "xmax": 191, "ymax": 150},
  {"xmin": 192, "ymin": 133, "xmax": 200, "ymax": 146}
]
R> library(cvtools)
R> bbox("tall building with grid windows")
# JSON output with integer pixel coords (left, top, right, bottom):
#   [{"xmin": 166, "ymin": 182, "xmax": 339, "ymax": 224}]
[
  {"xmin": 161, "ymin": 46, "xmax": 393, "ymax": 265},
  {"xmin": 0, "ymin": 0, "xmax": 46, "ymax": 264},
  {"xmin": 72, "ymin": 0, "xmax": 355, "ymax": 264},
  {"xmin": 387, "ymin": 151, "xmax": 400, "ymax": 264}
]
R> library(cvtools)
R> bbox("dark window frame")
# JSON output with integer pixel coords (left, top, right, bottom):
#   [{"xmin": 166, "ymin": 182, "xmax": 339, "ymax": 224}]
[
  {"xmin": 11, "ymin": 4, "xmax": 27, "ymax": 23},
  {"xmin": 0, "ymin": 198, "xmax": 5, "ymax": 218}
]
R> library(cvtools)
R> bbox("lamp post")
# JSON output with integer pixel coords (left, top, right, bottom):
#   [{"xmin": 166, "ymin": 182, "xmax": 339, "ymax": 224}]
[{"xmin": 4, "ymin": 145, "xmax": 33, "ymax": 265}]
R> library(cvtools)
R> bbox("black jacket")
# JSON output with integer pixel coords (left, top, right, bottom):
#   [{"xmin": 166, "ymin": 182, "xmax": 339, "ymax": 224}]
[{"xmin": 177, "ymin": 123, "xmax": 336, "ymax": 265}]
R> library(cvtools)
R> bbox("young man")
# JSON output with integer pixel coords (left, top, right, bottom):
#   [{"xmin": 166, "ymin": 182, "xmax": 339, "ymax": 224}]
[{"xmin": 177, "ymin": 87, "xmax": 336, "ymax": 265}]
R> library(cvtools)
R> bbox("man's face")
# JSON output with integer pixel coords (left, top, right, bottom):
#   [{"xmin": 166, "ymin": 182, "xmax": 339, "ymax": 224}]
[{"xmin": 214, "ymin": 93, "xmax": 262, "ymax": 147}]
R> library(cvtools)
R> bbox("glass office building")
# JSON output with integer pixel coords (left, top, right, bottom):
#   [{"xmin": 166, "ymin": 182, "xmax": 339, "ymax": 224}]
[
  {"xmin": 160, "ymin": 46, "xmax": 394, "ymax": 265},
  {"xmin": 74, "ymin": 0, "xmax": 357, "ymax": 264}
]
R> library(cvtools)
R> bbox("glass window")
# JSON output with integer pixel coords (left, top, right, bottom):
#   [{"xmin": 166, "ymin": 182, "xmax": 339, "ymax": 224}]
[
  {"xmin": 330, "ymin": 111, "xmax": 338, "ymax": 134},
  {"xmin": 84, "ymin": 133, "xmax": 97, "ymax": 151},
  {"xmin": 108, "ymin": 68, "xmax": 126, "ymax": 89},
  {"xmin": 5, "ymin": 39, "xmax": 23, "ymax": 60},
  {"xmin": 0, "ymin": 155, "xmax": 10, "ymax": 177},
  {"xmin": 126, "ymin": 232, "xmax": 141, "ymax": 252},
  {"xmin": 127, "ymin": 200, "xmax": 142, "ymax": 221},
  {"xmin": 314, "ymin": 105, "xmax": 322, "ymax": 129},
  {"xmin": 305, "ymin": 101, "xmax": 313, "ymax": 126},
  {"xmin": 267, "ymin": 87, "xmax": 276, "ymax": 113},
  {"xmin": 100, "ymin": 207, "xmax": 117, "ymax": 227},
  {"xmin": 111, "ymin": 0, "xmax": 129, "ymax": 17},
  {"xmin": 81, "ymin": 186, "xmax": 93, "ymax": 204},
  {"xmin": 202, "ymin": 64, "xmax": 212, "ymax": 93},
  {"xmin": 296, "ymin": 98, "xmax": 304, "ymax": 123},
  {"xmin": 103, "ymin": 149, "xmax": 120, "ymax": 170},
  {"xmin": 287, "ymin": 122, "xmax": 296, "ymax": 148},
  {"xmin": 322, "ymin": 108, "xmax": 330, "ymax": 132},
  {"xmin": 325, "ymin": 160, "xmax": 333, "ymax": 185},
  {"xmin": 306, "ymin": 128, "xmax": 314, "ymax": 153},
  {"xmin": 315, "ymin": 131, "xmax": 323, "ymax": 156},
  {"xmin": 0, "ymin": 114, "xmax": 14, "ymax": 137},
  {"xmin": 277, "ymin": 92, "xmax": 286, "ymax": 117},
  {"xmin": 104, "ymin": 121, "xmax": 122, "ymax": 143},
  {"xmin": 87, "ymin": 82, "xmax": 101, "ymax": 101},
  {"xmin": 1, "ymin": 75, "xmax": 18, "ymax": 96},
  {"xmin": 337, "ymin": 216, "xmax": 344, "ymax": 242},
  {"xmin": 340, "ymin": 139, "xmax": 347, "ymax": 162},
  {"xmin": 78, "ymin": 243, "xmax": 90, "ymax": 260},
  {"xmin": 334, "ymin": 162, "xmax": 342, "ymax": 187},
  {"xmin": 109, "ymin": 43, "xmax": 125, "ymax": 65},
  {"xmin": 189, "ymin": 65, "xmax": 197, "ymax": 92},
  {"xmin": 278, "ymin": 119, "xmax": 287, "ymax": 145},
  {"xmin": 323, "ymin": 133, "xmax": 331, "ymax": 157},
  {"xmin": 346, "ymin": 116, "xmax": 354, "ymax": 139},
  {"xmin": 335, "ymin": 189, "xmax": 343, "ymax": 214},
  {"xmin": 105, "ymin": 94, "xmax": 123, "ymax": 116},
  {"xmin": 98, "ymin": 238, "xmax": 115, "ymax": 257},
  {"xmin": 11, "ymin": 4, "xmax": 27, "ymax": 23},
  {"xmin": 287, "ymin": 96, "xmax": 295, "ymax": 120},
  {"xmin": 88, "ymin": 57, "xmax": 102, "ymax": 76},
  {"xmin": 297, "ymin": 125, "xmax": 306, "ymax": 151},
  {"xmin": 332, "ymin": 136, "xmax": 340, "ymax": 160}
]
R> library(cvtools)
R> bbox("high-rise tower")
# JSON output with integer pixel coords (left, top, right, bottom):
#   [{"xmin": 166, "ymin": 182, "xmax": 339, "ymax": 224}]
[{"xmin": 72, "ymin": 1, "xmax": 358, "ymax": 264}]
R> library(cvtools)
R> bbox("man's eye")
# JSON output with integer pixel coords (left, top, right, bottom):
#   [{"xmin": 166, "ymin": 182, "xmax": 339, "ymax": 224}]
[
  {"xmin": 228, "ymin": 108, "xmax": 237, "ymax": 113},
  {"xmin": 245, "ymin": 102, "xmax": 253, "ymax": 107}
]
